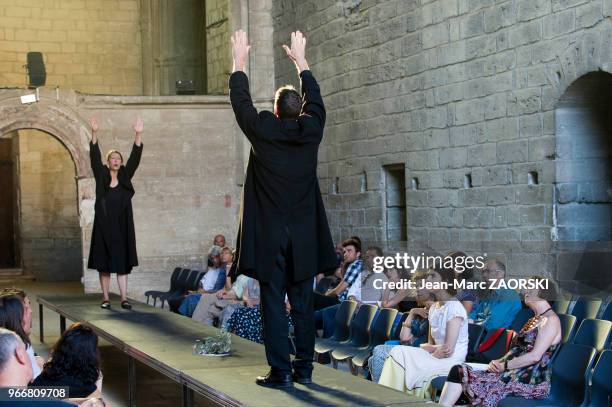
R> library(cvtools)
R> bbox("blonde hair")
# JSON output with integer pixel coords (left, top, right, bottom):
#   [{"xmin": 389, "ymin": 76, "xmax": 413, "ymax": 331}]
[{"xmin": 105, "ymin": 149, "xmax": 123, "ymax": 163}]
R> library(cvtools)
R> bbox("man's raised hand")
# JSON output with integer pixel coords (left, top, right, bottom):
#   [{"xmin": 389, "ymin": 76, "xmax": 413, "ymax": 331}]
[
  {"xmin": 231, "ymin": 29, "xmax": 250, "ymax": 73},
  {"xmin": 282, "ymin": 31, "xmax": 309, "ymax": 73}
]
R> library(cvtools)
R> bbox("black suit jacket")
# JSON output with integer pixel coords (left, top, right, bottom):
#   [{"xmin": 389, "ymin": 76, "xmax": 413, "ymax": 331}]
[{"xmin": 229, "ymin": 70, "xmax": 337, "ymax": 283}]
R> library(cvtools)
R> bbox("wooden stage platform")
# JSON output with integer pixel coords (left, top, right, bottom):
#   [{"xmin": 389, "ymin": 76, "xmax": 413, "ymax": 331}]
[{"xmin": 37, "ymin": 293, "xmax": 435, "ymax": 407}]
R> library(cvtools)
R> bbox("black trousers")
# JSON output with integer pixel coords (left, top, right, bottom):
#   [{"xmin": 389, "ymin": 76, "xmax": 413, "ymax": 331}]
[{"xmin": 259, "ymin": 228, "xmax": 315, "ymax": 376}]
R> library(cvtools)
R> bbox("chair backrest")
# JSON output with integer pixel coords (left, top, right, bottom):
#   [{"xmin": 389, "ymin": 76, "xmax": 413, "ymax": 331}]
[
  {"xmin": 168, "ymin": 267, "xmax": 183, "ymax": 290},
  {"xmin": 552, "ymin": 298, "xmax": 571, "ymax": 314},
  {"xmin": 588, "ymin": 350, "xmax": 612, "ymax": 407},
  {"xmin": 601, "ymin": 302, "xmax": 612, "ymax": 322},
  {"xmin": 572, "ymin": 318, "xmax": 611, "ymax": 352},
  {"xmin": 550, "ymin": 343, "xmax": 597, "ymax": 406},
  {"xmin": 189, "ymin": 271, "xmax": 205, "ymax": 291},
  {"xmin": 390, "ymin": 312, "xmax": 408, "ymax": 340},
  {"xmin": 368, "ymin": 308, "xmax": 398, "ymax": 348},
  {"xmin": 510, "ymin": 308, "xmax": 535, "ymax": 332},
  {"xmin": 570, "ymin": 298, "xmax": 602, "ymax": 325},
  {"xmin": 183, "ymin": 269, "xmax": 200, "ymax": 292},
  {"xmin": 557, "ymin": 313, "xmax": 577, "ymax": 344},
  {"xmin": 346, "ymin": 304, "xmax": 378, "ymax": 347},
  {"xmin": 468, "ymin": 323, "xmax": 485, "ymax": 353},
  {"xmin": 174, "ymin": 268, "xmax": 191, "ymax": 292},
  {"xmin": 331, "ymin": 301, "xmax": 358, "ymax": 342}
]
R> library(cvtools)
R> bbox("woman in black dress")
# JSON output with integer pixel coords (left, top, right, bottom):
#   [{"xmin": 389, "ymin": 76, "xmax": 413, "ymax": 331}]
[{"xmin": 88, "ymin": 117, "xmax": 143, "ymax": 309}]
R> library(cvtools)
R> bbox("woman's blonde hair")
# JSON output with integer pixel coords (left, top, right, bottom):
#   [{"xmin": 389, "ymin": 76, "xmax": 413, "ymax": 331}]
[{"xmin": 105, "ymin": 149, "xmax": 123, "ymax": 163}]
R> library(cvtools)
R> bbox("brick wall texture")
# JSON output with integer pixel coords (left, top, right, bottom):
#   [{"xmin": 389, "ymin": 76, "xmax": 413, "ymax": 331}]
[{"xmin": 0, "ymin": 0, "xmax": 142, "ymax": 95}]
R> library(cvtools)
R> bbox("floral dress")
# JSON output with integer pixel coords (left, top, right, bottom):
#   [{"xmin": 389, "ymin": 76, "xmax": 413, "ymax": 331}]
[{"xmin": 456, "ymin": 325, "xmax": 558, "ymax": 407}]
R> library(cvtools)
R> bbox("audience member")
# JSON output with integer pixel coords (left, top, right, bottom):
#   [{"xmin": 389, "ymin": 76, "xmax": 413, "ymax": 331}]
[
  {"xmin": 213, "ymin": 234, "xmax": 226, "ymax": 248},
  {"xmin": 179, "ymin": 246, "xmax": 233, "ymax": 317},
  {"xmin": 378, "ymin": 267, "xmax": 469, "ymax": 394},
  {"xmin": 469, "ymin": 259, "xmax": 521, "ymax": 331},
  {"xmin": 191, "ymin": 272, "xmax": 255, "ymax": 326},
  {"xmin": 439, "ymin": 276, "xmax": 561, "ymax": 407},
  {"xmin": 32, "ymin": 323, "xmax": 103, "ymax": 399},
  {"xmin": 314, "ymin": 237, "xmax": 363, "ymax": 311},
  {"xmin": 446, "ymin": 251, "xmax": 477, "ymax": 314},
  {"xmin": 0, "ymin": 289, "xmax": 42, "ymax": 379},
  {"xmin": 369, "ymin": 270, "xmax": 432, "ymax": 382},
  {"xmin": 0, "ymin": 327, "xmax": 32, "ymax": 386}
]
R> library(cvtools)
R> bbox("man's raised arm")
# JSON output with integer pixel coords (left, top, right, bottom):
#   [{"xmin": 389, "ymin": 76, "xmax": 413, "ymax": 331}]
[
  {"xmin": 282, "ymin": 31, "xmax": 325, "ymax": 128},
  {"xmin": 229, "ymin": 30, "xmax": 260, "ymax": 140}
]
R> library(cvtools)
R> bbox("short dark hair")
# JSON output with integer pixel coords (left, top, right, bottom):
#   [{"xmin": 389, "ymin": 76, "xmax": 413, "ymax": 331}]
[
  {"xmin": 42, "ymin": 323, "xmax": 100, "ymax": 387},
  {"xmin": 367, "ymin": 246, "xmax": 383, "ymax": 257},
  {"xmin": 274, "ymin": 85, "xmax": 301, "ymax": 120},
  {"xmin": 342, "ymin": 238, "xmax": 361, "ymax": 254}
]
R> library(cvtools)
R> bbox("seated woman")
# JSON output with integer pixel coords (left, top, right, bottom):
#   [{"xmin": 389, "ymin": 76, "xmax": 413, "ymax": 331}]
[
  {"xmin": 191, "ymin": 273, "xmax": 255, "ymax": 326},
  {"xmin": 378, "ymin": 266, "xmax": 469, "ymax": 395},
  {"xmin": 446, "ymin": 251, "xmax": 478, "ymax": 314},
  {"xmin": 32, "ymin": 323, "xmax": 103, "ymax": 399},
  {"xmin": 369, "ymin": 270, "xmax": 432, "ymax": 382},
  {"xmin": 439, "ymin": 276, "xmax": 561, "ymax": 407},
  {"xmin": 0, "ymin": 288, "xmax": 43, "ymax": 379}
]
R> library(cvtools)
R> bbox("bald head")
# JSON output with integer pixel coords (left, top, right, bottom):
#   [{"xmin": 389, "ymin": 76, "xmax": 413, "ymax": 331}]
[{"xmin": 213, "ymin": 235, "xmax": 226, "ymax": 248}]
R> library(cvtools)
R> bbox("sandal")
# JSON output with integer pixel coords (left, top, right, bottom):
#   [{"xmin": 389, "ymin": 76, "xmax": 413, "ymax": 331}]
[
  {"xmin": 100, "ymin": 300, "xmax": 111, "ymax": 309},
  {"xmin": 121, "ymin": 300, "xmax": 132, "ymax": 310}
]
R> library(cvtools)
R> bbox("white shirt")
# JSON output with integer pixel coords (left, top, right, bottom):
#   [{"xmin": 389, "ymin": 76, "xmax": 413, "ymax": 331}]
[
  {"xmin": 27, "ymin": 345, "xmax": 42, "ymax": 379},
  {"xmin": 428, "ymin": 299, "xmax": 469, "ymax": 360},
  {"xmin": 347, "ymin": 273, "xmax": 362, "ymax": 301},
  {"xmin": 200, "ymin": 267, "xmax": 222, "ymax": 291}
]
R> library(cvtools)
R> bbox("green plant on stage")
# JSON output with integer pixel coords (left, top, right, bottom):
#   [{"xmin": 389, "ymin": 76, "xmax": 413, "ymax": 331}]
[{"xmin": 193, "ymin": 330, "xmax": 232, "ymax": 355}]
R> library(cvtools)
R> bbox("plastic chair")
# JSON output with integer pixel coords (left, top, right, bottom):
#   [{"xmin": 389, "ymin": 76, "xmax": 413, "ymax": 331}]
[
  {"xmin": 571, "ymin": 298, "xmax": 602, "ymax": 326},
  {"xmin": 498, "ymin": 343, "xmax": 597, "ymax": 407},
  {"xmin": 600, "ymin": 302, "xmax": 612, "ymax": 322},
  {"xmin": 344, "ymin": 308, "xmax": 398, "ymax": 374},
  {"xmin": 510, "ymin": 308, "xmax": 535, "ymax": 332},
  {"xmin": 167, "ymin": 269, "xmax": 199, "ymax": 312},
  {"xmin": 552, "ymin": 298, "xmax": 571, "ymax": 314},
  {"xmin": 586, "ymin": 349, "xmax": 612, "ymax": 407},
  {"xmin": 145, "ymin": 267, "xmax": 183, "ymax": 307},
  {"xmin": 314, "ymin": 301, "xmax": 358, "ymax": 356},
  {"xmin": 159, "ymin": 268, "xmax": 191, "ymax": 309},
  {"xmin": 571, "ymin": 318, "xmax": 611, "ymax": 352},
  {"xmin": 558, "ymin": 313, "xmax": 577, "ymax": 344},
  {"xmin": 329, "ymin": 304, "xmax": 378, "ymax": 369}
]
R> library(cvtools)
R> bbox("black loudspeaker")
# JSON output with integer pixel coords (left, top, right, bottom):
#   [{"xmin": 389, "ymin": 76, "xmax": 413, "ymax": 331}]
[
  {"xmin": 176, "ymin": 80, "xmax": 195, "ymax": 95},
  {"xmin": 26, "ymin": 52, "xmax": 46, "ymax": 88}
]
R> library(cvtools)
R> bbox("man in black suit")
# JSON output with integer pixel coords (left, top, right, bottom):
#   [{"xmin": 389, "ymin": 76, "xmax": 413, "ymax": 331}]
[{"xmin": 229, "ymin": 30, "xmax": 337, "ymax": 388}]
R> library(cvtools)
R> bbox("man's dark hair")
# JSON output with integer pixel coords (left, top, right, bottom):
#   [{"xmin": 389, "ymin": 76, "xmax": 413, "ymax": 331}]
[
  {"xmin": 367, "ymin": 246, "xmax": 383, "ymax": 257},
  {"xmin": 274, "ymin": 85, "xmax": 302, "ymax": 120},
  {"xmin": 342, "ymin": 238, "xmax": 361, "ymax": 255}
]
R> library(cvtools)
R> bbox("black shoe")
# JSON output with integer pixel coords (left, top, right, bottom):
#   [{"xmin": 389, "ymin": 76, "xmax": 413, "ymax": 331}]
[
  {"xmin": 121, "ymin": 300, "xmax": 132, "ymax": 310},
  {"xmin": 255, "ymin": 371, "xmax": 293, "ymax": 389},
  {"xmin": 292, "ymin": 373, "xmax": 312, "ymax": 385}
]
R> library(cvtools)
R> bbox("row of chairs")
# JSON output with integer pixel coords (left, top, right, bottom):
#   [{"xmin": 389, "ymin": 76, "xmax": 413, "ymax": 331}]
[
  {"xmin": 144, "ymin": 267, "xmax": 203, "ymax": 310},
  {"xmin": 553, "ymin": 296, "xmax": 612, "ymax": 326}
]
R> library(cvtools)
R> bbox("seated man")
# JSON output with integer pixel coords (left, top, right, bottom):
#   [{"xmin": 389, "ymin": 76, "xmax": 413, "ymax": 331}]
[
  {"xmin": 469, "ymin": 259, "xmax": 521, "ymax": 331},
  {"xmin": 178, "ymin": 245, "xmax": 227, "ymax": 316},
  {"xmin": 192, "ymin": 273, "xmax": 254, "ymax": 325},
  {"xmin": 314, "ymin": 237, "xmax": 362, "ymax": 311}
]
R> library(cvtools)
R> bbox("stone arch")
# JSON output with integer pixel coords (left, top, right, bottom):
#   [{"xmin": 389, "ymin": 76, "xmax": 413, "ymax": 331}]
[
  {"xmin": 545, "ymin": 19, "xmax": 612, "ymax": 102},
  {"xmin": 0, "ymin": 90, "xmax": 94, "ymax": 279}
]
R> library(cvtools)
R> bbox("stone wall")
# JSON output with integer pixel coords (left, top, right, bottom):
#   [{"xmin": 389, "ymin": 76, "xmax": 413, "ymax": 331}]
[
  {"xmin": 272, "ymin": 0, "xmax": 612, "ymax": 279},
  {"xmin": 206, "ymin": 0, "xmax": 231, "ymax": 94},
  {"xmin": 0, "ymin": 88, "xmax": 245, "ymax": 298},
  {"xmin": 17, "ymin": 129, "xmax": 81, "ymax": 281},
  {"xmin": 0, "ymin": 0, "xmax": 142, "ymax": 95}
]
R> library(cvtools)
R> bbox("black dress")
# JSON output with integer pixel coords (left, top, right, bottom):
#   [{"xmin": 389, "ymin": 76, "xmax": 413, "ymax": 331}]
[
  {"xmin": 105, "ymin": 185, "xmax": 127, "ymax": 274},
  {"xmin": 87, "ymin": 141, "xmax": 142, "ymax": 275}
]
